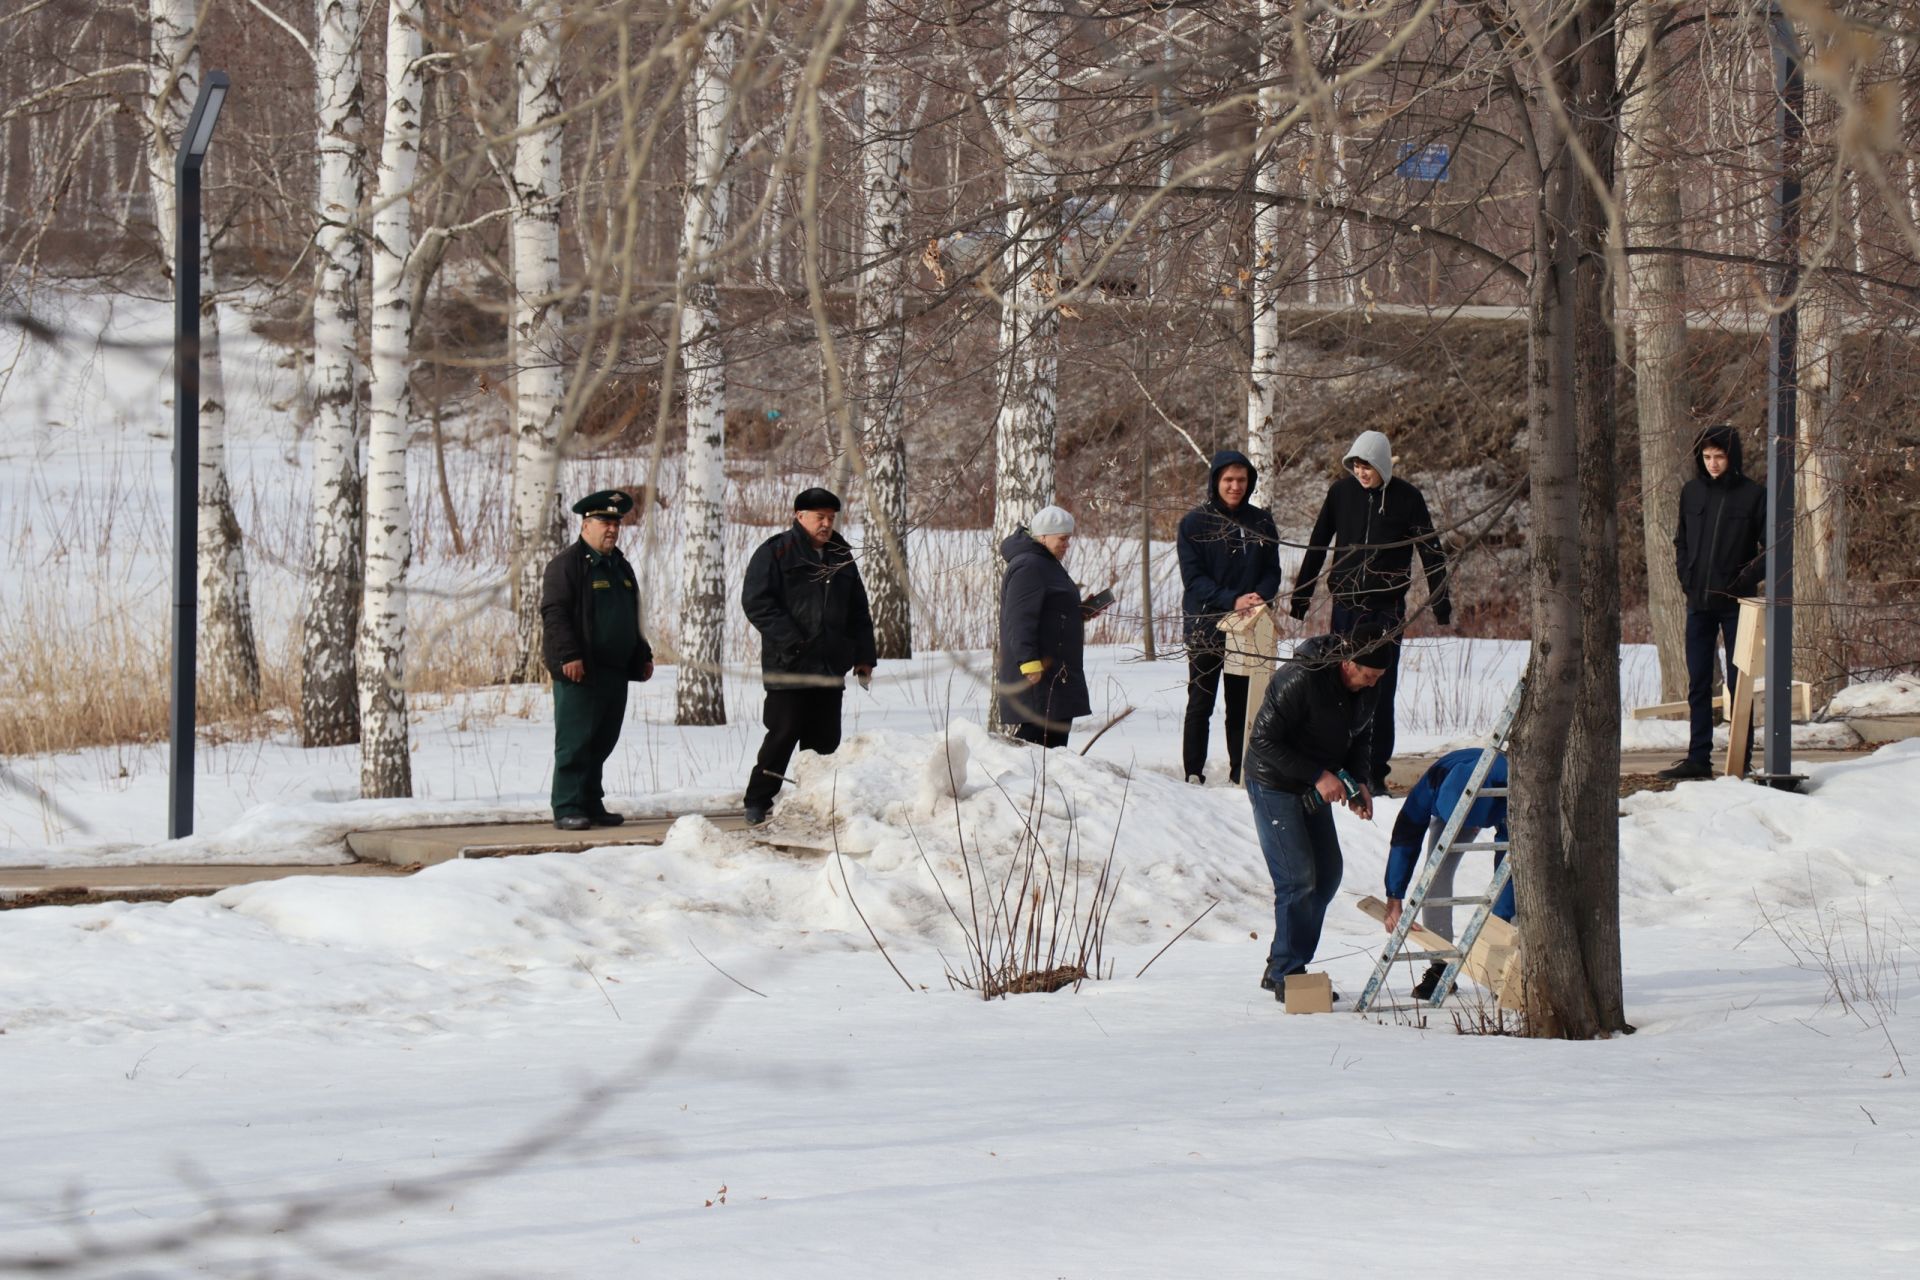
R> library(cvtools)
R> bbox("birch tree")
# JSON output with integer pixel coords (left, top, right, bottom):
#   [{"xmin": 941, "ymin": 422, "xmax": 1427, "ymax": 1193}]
[
  {"xmin": 856, "ymin": 17, "xmax": 914, "ymax": 659},
  {"xmin": 1245, "ymin": 0, "xmax": 1284, "ymax": 482},
  {"xmin": 989, "ymin": 8, "xmax": 1060, "ymax": 545},
  {"xmin": 675, "ymin": 4, "xmax": 734, "ymax": 726},
  {"xmin": 147, "ymin": 0, "xmax": 261, "ymax": 713},
  {"xmin": 1621, "ymin": 4, "xmax": 1689, "ymax": 700},
  {"xmin": 356, "ymin": 0, "xmax": 424, "ymax": 799},
  {"xmin": 508, "ymin": 0, "xmax": 568, "ymax": 683},
  {"xmin": 302, "ymin": 0, "xmax": 367, "ymax": 746}
]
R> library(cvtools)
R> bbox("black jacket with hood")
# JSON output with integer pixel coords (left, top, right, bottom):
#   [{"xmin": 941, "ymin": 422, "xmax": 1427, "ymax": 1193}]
[
  {"xmin": 1176, "ymin": 450, "xmax": 1284, "ymax": 645},
  {"xmin": 741, "ymin": 522, "xmax": 878, "ymax": 689},
  {"xmin": 1244, "ymin": 635, "xmax": 1378, "ymax": 794},
  {"xmin": 1673, "ymin": 424, "xmax": 1766, "ymax": 611},
  {"xmin": 1289, "ymin": 431, "xmax": 1450, "ymax": 621},
  {"xmin": 996, "ymin": 528, "xmax": 1093, "ymax": 728},
  {"xmin": 539, "ymin": 540, "xmax": 655, "ymax": 681}
]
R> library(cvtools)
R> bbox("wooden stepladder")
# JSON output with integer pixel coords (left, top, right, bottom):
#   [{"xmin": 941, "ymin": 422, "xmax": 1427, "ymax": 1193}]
[{"xmin": 1353, "ymin": 679, "xmax": 1526, "ymax": 1013}]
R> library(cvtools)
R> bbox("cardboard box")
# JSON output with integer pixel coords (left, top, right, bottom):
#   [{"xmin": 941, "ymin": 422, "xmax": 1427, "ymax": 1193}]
[{"xmin": 1284, "ymin": 971, "xmax": 1333, "ymax": 1014}]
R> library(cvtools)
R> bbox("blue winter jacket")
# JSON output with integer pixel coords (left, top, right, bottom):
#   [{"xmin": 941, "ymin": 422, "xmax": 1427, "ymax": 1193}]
[
  {"xmin": 1176, "ymin": 450, "xmax": 1283, "ymax": 645},
  {"xmin": 1384, "ymin": 748, "xmax": 1514, "ymax": 920}
]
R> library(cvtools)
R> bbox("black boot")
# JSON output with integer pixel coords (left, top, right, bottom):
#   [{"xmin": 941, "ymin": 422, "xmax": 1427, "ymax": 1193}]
[{"xmin": 1412, "ymin": 961, "xmax": 1448, "ymax": 1000}]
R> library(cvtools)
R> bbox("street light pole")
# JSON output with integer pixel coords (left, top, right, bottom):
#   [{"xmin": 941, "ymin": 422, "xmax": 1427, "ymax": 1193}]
[
  {"xmin": 1760, "ymin": 12, "xmax": 1801, "ymax": 790},
  {"xmin": 169, "ymin": 70, "xmax": 231, "ymax": 841}
]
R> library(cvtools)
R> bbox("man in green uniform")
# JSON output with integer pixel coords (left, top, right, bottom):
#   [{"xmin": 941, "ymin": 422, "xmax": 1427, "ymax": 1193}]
[{"xmin": 540, "ymin": 489, "xmax": 654, "ymax": 831}]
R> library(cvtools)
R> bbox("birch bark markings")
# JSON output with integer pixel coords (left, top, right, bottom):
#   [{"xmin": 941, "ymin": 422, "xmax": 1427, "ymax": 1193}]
[
  {"xmin": 1246, "ymin": 0, "xmax": 1284, "ymax": 483},
  {"xmin": 302, "ymin": 0, "xmax": 367, "ymax": 747},
  {"xmin": 357, "ymin": 0, "xmax": 424, "ymax": 799},
  {"xmin": 147, "ymin": 0, "xmax": 262, "ymax": 713},
  {"xmin": 857, "ymin": 55, "xmax": 913, "ymax": 658},
  {"xmin": 675, "ymin": 10, "xmax": 734, "ymax": 727},
  {"xmin": 990, "ymin": 11, "xmax": 1060, "ymax": 545},
  {"xmin": 508, "ymin": 0, "xmax": 568, "ymax": 683}
]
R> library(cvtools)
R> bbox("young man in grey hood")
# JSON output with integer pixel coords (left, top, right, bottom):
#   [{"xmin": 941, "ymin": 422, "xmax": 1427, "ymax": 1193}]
[{"xmin": 1289, "ymin": 430, "xmax": 1451, "ymax": 793}]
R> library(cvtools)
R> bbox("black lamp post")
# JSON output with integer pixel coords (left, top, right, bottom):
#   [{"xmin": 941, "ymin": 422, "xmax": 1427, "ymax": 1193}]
[
  {"xmin": 1760, "ymin": 12, "xmax": 1802, "ymax": 790},
  {"xmin": 169, "ymin": 71, "xmax": 230, "ymax": 841}
]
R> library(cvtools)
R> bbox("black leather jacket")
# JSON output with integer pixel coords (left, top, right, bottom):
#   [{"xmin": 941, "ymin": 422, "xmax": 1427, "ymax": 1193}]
[{"xmin": 1244, "ymin": 635, "xmax": 1378, "ymax": 793}]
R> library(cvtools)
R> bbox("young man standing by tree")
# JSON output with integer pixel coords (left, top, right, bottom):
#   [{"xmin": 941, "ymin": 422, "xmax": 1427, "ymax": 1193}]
[
  {"xmin": 1289, "ymin": 430, "xmax": 1451, "ymax": 794},
  {"xmin": 1177, "ymin": 451, "xmax": 1282, "ymax": 785},
  {"xmin": 1659, "ymin": 425, "xmax": 1765, "ymax": 781},
  {"xmin": 540, "ymin": 491, "xmax": 655, "ymax": 832},
  {"xmin": 740, "ymin": 489, "xmax": 878, "ymax": 824}
]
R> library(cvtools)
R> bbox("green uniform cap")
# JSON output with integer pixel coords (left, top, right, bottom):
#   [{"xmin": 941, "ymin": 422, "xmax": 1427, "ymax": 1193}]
[{"xmin": 572, "ymin": 489, "xmax": 635, "ymax": 520}]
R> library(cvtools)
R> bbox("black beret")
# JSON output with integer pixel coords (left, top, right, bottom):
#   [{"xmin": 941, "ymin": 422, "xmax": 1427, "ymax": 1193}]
[
  {"xmin": 793, "ymin": 487, "xmax": 841, "ymax": 512},
  {"xmin": 571, "ymin": 489, "xmax": 634, "ymax": 519}
]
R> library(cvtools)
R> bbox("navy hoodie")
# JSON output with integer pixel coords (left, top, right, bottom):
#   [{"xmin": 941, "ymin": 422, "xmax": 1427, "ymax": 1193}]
[
  {"xmin": 1176, "ymin": 450, "xmax": 1283, "ymax": 644},
  {"xmin": 1673, "ymin": 424, "xmax": 1766, "ymax": 610}
]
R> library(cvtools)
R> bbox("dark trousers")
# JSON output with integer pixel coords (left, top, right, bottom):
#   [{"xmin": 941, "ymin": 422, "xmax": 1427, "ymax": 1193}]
[
  {"xmin": 1013, "ymin": 720, "xmax": 1070, "ymax": 749},
  {"xmin": 745, "ymin": 686, "xmax": 845, "ymax": 808},
  {"xmin": 1685, "ymin": 606, "xmax": 1748, "ymax": 766},
  {"xmin": 1246, "ymin": 779, "xmax": 1344, "ymax": 981},
  {"xmin": 552, "ymin": 674, "xmax": 627, "ymax": 818},
  {"xmin": 1331, "ymin": 602, "xmax": 1401, "ymax": 786},
  {"xmin": 1181, "ymin": 644, "xmax": 1249, "ymax": 781}
]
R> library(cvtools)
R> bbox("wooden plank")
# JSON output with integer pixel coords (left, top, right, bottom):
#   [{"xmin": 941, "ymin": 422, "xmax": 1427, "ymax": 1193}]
[{"xmin": 1356, "ymin": 894, "xmax": 1520, "ymax": 1008}]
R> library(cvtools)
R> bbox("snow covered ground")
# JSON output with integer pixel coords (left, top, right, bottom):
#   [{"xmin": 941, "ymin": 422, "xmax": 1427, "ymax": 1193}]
[{"xmin": 8, "ymin": 292, "xmax": 1920, "ymax": 1276}]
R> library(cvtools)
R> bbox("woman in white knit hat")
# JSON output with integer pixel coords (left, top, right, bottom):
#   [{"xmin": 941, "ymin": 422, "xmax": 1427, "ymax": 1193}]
[{"xmin": 996, "ymin": 505, "xmax": 1102, "ymax": 747}]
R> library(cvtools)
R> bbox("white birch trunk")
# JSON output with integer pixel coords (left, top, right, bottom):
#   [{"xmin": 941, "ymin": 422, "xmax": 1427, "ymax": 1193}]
[
  {"xmin": 147, "ymin": 0, "xmax": 261, "ymax": 713},
  {"xmin": 1245, "ymin": 0, "xmax": 1283, "ymax": 483},
  {"xmin": 357, "ymin": 0, "xmax": 423, "ymax": 798},
  {"xmin": 508, "ymin": 0, "xmax": 568, "ymax": 682},
  {"xmin": 990, "ymin": 12, "xmax": 1059, "ymax": 545},
  {"xmin": 302, "ymin": 0, "xmax": 367, "ymax": 746},
  {"xmin": 675, "ymin": 9, "xmax": 733, "ymax": 727},
  {"xmin": 857, "ymin": 56, "xmax": 913, "ymax": 659},
  {"xmin": 1795, "ymin": 270, "xmax": 1849, "ymax": 709}
]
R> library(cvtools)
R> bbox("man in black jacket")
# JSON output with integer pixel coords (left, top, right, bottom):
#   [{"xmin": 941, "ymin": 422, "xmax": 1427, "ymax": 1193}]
[
  {"xmin": 1176, "ymin": 450, "xmax": 1282, "ymax": 785},
  {"xmin": 1660, "ymin": 424, "xmax": 1766, "ymax": 781},
  {"xmin": 1243, "ymin": 629, "xmax": 1391, "ymax": 998},
  {"xmin": 540, "ymin": 490, "xmax": 655, "ymax": 831},
  {"xmin": 740, "ymin": 487, "xmax": 878, "ymax": 823},
  {"xmin": 1289, "ymin": 429, "xmax": 1450, "ymax": 793}
]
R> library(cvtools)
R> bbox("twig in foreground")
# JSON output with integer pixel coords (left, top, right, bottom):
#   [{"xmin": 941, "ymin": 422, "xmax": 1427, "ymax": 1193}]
[
  {"xmin": 688, "ymin": 936, "xmax": 768, "ymax": 999},
  {"xmin": 1134, "ymin": 898, "xmax": 1220, "ymax": 979}
]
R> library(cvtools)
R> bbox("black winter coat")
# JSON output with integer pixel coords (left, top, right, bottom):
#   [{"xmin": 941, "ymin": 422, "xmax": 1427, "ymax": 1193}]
[
  {"xmin": 539, "ymin": 540, "xmax": 655, "ymax": 681},
  {"xmin": 1673, "ymin": 425, "xmax": 1766, "ymax": 611},
  {"xmin": 741, "ymin": 523, "xmax": 878, "ymax": 688},
  {"xmin": 996, "ymin": 529, "xmax": 1093, "ymax": 728},
  {"xmin": 1177, "ymin": 449, "xmax": 1283, "ymax": 645},
  {"xmin": 1290, "ymin": 476, "xmax": 1449, "ymax": 621},
  {"xmin": 1244, "ymin": 635, "xmax": 1377, "ymax": 793}
]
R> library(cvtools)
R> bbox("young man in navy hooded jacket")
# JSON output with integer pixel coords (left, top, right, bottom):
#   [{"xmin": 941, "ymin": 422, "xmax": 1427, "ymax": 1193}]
[
  {"xmin": 1659, "ymin": 424, "xmax": 1765, "ymax": 781},
  {"xmin": 1176, "ymin": 450, "xmax": 1282, "ymax": 784},
  {"xmin": 1289, "ymin": 430, "xmax": 1450, "ymax": 794}
]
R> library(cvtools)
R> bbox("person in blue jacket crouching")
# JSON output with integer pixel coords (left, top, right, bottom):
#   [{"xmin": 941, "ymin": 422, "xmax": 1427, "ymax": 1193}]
[{"xmin": 1382, "ymin": 748, "xmax": 1515, "ymax": 999}]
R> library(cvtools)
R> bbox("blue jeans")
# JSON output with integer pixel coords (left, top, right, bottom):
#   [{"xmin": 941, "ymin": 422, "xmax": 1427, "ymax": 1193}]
[
  {"xmin": 1685, "ymin": 606, "xmax": 1746, "ymax": 765},
  {"xmin": 1246, "ymin": 779, "xmax": 1344, "ymax": 981}
]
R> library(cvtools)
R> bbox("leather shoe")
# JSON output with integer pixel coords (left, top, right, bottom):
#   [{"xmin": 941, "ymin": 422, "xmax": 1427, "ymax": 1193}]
[
  {"xmin": 1657, "ymin": 758, "xmax": 1712, "ymax": 781},
  {"xmin": 589, "ymin": 811, "xmax": 626, "ymax": 827},
  {"xmin": 554, "ymin": 814, "xmax": 592, "ymax": 832}
]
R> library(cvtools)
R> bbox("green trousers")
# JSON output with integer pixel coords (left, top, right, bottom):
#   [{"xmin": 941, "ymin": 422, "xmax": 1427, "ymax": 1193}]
[{"xmin": 551, "ymin": 673, "xmax": 628, "ymax": 818}]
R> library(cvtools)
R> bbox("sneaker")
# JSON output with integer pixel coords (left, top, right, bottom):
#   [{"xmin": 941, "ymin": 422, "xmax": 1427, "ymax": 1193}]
[
  {"xmin": 1186, "ymin": 773, "xmax": 1205, "ymax": 786},
  {"xmin": 1412, "ymin": 961, "xmax": 1448, "ymax": 1001},
  {"xmin": 554, "ymin": 814, "xmax": 592, "ymax": 832},
  {"xmin": 588, "ymin": 811, "xmax": 626, "ymax": 827},
  {"xmin": 1656, "ymin": 758, "xmax": 1712, "ymax": 781},
  {"xmin": 743, "ymin": 804, "xmax": 771, "ymax": 826},
  {"xmin": 1228, "ymin": 766, "xmax": 1242, "ymax": 786}
]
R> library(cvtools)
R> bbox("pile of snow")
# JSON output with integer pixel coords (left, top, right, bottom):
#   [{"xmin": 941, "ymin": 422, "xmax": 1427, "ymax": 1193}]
[{"xmin": 1829, "ymin": 673, "xmax": 1920, "ymax": 718}]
